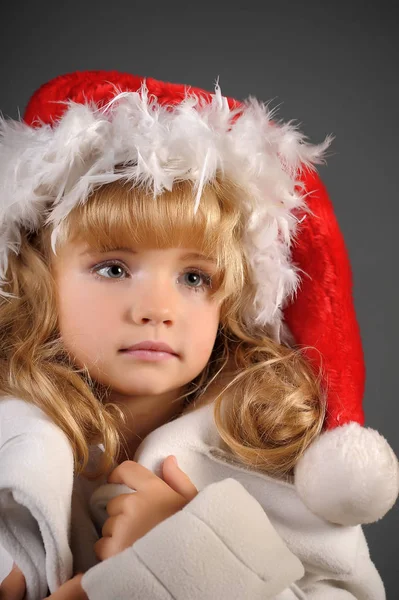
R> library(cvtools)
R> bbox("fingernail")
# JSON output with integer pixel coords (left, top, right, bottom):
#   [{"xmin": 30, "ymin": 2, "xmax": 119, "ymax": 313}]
[{"xmin": 171, "ymin": 455, "xmax": 178, "ymax": 466}]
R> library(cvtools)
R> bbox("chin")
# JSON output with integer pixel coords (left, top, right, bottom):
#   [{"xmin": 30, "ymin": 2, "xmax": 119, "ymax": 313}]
[{"xmin": 107, "ymin": 382, "xmax": 175, "ymax": 399}]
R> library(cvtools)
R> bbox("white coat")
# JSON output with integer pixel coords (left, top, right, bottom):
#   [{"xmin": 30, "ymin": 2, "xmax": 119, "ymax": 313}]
[{"xmin": 0, "ymin": 396, "xmax": 385, "ymax": 600}]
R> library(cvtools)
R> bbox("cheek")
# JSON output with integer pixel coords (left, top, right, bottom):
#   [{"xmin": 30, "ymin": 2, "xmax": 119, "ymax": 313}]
[
  {"xmin": 188, "ymin": 306, "xmax": 220, "ymax": 357},
  {"xmin": 57, "ymin": 279, "xmax": 115, "ymax": 349}
]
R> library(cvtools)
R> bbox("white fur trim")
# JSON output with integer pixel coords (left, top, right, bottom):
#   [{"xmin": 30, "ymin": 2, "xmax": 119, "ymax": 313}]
[
  {"xmin": 0, "ymin": 81, "xmax": 332, "ymax": 336},
  {"xmin": 294, "ymin": 423, "xmax": 399, "ymax": 525}
]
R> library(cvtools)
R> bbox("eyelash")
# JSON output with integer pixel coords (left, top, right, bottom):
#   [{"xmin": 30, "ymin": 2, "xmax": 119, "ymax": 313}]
[{"xmin": 90, "ymin": 260, "xmax": 213, "ymax": 293}]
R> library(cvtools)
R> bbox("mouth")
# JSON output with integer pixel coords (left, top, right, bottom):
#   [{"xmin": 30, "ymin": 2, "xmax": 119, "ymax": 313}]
[
  {"xmin": 119, "ymin": 348, "xmax": 178, "ymax": 361},
  {"xmin": 120, "ymin": 341, "xmax": 178, "ymax": 356}
]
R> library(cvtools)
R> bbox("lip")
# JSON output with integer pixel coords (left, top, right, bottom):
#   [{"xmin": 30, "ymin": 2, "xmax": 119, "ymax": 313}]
[{"xmin": 120, "ymin": 340, "xmax": 178, "ymax": 356}]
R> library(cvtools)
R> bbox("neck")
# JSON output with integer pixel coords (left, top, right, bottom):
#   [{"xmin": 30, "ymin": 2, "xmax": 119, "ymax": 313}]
[{"xmin": 107, "ymin": 388, "xmax": 189, "ymax": 463}]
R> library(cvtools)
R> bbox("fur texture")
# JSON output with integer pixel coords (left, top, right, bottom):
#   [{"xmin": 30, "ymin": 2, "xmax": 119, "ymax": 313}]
[
  {"xmin": 295, "ymin": 423, "xmax": 399, "ymax": 525},
  {"xmin": 0, "ymin": 79, "xmax": 331, "ymax": 339}
]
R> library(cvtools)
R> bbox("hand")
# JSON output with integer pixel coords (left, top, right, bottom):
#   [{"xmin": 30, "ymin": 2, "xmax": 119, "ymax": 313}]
[
  {"xmin": 94, "ymin": 455, "xmax": 198, "ymax": 561},
  {"xmin": 43, "ymin": 574, "xmax": 88, "ymax": 599},
  {"xmin": 0, "ymin": 563, "xmax": 26, "ymax": 600},
  {"xmin": 0, "ymin": 565, "xmax": 87, "ymax": 600}
]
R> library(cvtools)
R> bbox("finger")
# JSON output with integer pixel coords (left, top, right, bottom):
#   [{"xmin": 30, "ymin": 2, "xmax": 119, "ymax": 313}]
[
  {"xmin": 108, "ymin": 460, "xmax": 162, "ymax": 492},
  {"xmin": 94, "ymin": 535, "xmax": 122, "ymax": 562},
  {"xmin": 105, "ymin": 488, "xmax": 176, "ymax": 520},
  {"xmin": 0, "ymin": 563, "xmax": 26, "ymax": 600},
  {"xmin": 101, "ymin": 514, "xmax": 122, "ymax": 538},
  {"xmin": 42, "ymin": 574, "xmax": 86, "ymax": 600},
  {"xmin": 94, "ymin": 535, "xmax": 111, "ymax": 561},
  {"xmin": 162, "ymin": 455, "xmax": 198, "ymax": 502},
  {"xmin": 106, "ymin": 492, "xmax": 137, "ymax": 517}
]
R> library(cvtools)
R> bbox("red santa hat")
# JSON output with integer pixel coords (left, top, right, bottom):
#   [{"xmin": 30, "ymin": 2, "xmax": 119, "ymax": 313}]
[{"xmin": 0, "ymin": 70, "xmax": 397, "ymax": 525}]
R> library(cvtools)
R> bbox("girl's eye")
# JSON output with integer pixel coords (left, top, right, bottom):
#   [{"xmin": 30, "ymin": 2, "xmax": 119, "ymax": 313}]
[
  {"xmin": 90, "ymin": 262, "xmax": 213, "ymax": 293},
  {"xmin": 92, "ymin": 262, "xmax": 129, "ymax": 280},
  {"xmin": 181, "ymin": 269, "xmax": 213, "ymax": 293}
]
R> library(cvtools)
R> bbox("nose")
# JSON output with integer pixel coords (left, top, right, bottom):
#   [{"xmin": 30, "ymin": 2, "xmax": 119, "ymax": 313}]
[
  {"xmin": 133, "ymin": 307, "xmax": 173, "ymax": 326},
  {"xmin": 128, "ymin": 275, "xmax": 176, "ymax": 326}
]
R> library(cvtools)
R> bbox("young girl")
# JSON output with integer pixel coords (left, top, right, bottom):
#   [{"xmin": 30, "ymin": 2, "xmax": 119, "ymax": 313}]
[{"xmin": 0, "ymin": 70, "xmax": 398, "ymax": 600}]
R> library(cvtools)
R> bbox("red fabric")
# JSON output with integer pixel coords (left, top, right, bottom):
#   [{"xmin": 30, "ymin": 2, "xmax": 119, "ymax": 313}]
[
  {"xmin": 23, "ymin": 70, "xmax": 365, "ymax": 430},
  {"xmin": 284, "ymin": 168, "xmax": 365, "ymax": 429},
  {"xmin": 23, "ymin": 70, "xmax": 242, "ymax": 127}
]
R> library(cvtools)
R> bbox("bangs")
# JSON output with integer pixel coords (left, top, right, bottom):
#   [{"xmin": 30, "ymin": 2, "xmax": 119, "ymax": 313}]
[{"xmin": 56, "ymin": 178, "xmax": 247, "ymax": 303}]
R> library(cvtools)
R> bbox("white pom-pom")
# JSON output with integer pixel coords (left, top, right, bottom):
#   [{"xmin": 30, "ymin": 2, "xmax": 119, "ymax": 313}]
[{"xmin": 294, "ymin": 423, "xmax": 399, "ymax": 525}]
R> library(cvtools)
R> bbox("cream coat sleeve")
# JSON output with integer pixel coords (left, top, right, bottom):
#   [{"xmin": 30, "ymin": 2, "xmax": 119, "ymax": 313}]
[
  {"xmin": 81, "ymin": 478, "xmax": 306, "ymax": 600},
  {"xmin": 82, "ymin": 475, "xmax": 385, "ymax": 600},
  {"xmin": 0, "ymin": 397, "xmax": 74, "ymax": 599}
]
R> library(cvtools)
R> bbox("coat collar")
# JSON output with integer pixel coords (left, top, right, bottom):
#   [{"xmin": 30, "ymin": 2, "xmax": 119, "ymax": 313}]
[{"xmin": 90, "ymin": 400, "xmax": 362, "ymax": 577}]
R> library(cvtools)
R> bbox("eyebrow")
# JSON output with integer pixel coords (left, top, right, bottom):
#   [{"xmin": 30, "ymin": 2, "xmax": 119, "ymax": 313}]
[{"xmin": 79, "ymin": 247, "xmax": 217, "ymax": 265}]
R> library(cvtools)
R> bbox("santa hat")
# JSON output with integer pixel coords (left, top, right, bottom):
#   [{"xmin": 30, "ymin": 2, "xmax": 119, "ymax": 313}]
[{"xmin": 0, "ymin": 70, "xmax": 397, "ymax": 525}]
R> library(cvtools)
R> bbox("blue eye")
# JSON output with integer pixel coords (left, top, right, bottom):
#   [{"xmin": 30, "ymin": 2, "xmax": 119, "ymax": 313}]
[
  {"xmin": 182, "ymin": 270, "xmax": 212, "ymax": 293},
  {"xmin": 93, "ymin": 263, "xmax": 128, "ymax": 279},
  {"xmin": 90, "ymin": 261, "xmax": 213, "ymax": 293}
]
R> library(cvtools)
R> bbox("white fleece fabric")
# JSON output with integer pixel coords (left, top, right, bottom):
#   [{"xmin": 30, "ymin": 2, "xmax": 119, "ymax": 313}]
[{"xmin": 0, "ymin": 396, "xmax": 386, "ymax": 600}]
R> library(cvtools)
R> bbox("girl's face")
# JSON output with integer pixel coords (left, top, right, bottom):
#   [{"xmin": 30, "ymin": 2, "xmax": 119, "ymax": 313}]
[{"xmin": 52, "ymin": 239, "xmax": 222, "ymax": 403}]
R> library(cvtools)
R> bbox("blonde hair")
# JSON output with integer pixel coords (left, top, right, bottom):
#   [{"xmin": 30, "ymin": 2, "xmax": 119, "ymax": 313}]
[{"xmin": 0, "ymin": 177, "xmax": 326, "ymax": 480}]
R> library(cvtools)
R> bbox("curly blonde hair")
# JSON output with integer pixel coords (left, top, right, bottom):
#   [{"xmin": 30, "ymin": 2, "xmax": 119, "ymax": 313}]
[{"xmin": 0, "ymin": 177, "xmax": 326, "ymax": 480}]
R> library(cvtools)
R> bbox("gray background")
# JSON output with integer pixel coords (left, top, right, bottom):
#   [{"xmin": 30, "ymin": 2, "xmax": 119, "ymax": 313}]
[{"xmin": 1, "ymin": 0, "xmax": 398, "ymax": 596}]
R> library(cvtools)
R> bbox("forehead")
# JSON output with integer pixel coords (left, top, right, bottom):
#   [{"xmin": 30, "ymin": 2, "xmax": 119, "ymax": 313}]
[
  {"xmin": 81, "ymin": 245, "xmax": 218, "ymax": 265},
  {"xmin": 56, "ymin": 178, "xmax": 228, "ymax": 254},
  {"xmin": 56, "ymin": 239, "xmax": 218, "ymax": 266}
]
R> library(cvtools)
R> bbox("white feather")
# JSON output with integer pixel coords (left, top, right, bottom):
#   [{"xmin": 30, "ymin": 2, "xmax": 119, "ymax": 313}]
[{"xmin": 0, "ymin": 80, "xmax": 332, "ymax": 333}]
